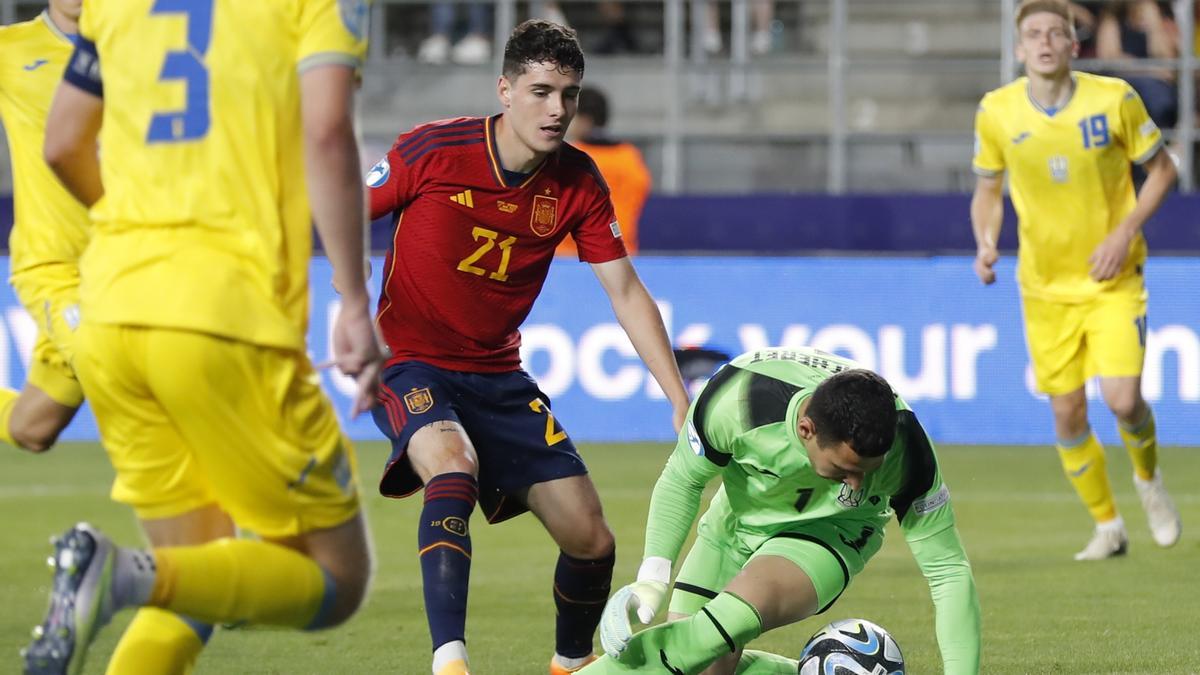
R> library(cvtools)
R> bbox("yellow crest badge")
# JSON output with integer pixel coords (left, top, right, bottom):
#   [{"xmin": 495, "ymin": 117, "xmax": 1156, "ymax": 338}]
[
  {"xmin": 404, "ymin": 388, "xmax": 434, "ymax": 414},
  {"xmin": 530, "ymin": 195, "xmax": 559, "ymax": 237}
]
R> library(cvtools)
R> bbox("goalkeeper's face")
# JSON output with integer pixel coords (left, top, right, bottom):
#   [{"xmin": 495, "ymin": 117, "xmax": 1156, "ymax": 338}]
[{"xmin": 798, "ymin": 417, "xmax": 885, "ymax": 491}]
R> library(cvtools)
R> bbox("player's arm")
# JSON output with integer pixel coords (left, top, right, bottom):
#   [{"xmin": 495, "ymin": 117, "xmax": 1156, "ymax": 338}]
[
  {"xmin": 1092, "ymin": 84, "xmax": 1178, "ymax": 281},
  {"xmin": 906, "ymin": 526, "xmax": 981, "ymax": 675},
  {"xmin": 1090, "ymin": 146, "xmax": 1175, "ymax": 281},
  {"xmin": 591, "ymin": 257, "xmax": 690, "ymax": 432},
  {"xmin": 643, "ymin": 418, "xmax": 725, "ymax": 566},
  {"xmin": 891, "ymin": 412, "xmax": 981, "ymax": 674},
  {"xmin": 44, "ymin": 37, "xmax": 104, "ymax": 207},
  {"xmin": 300, "ymin": 63, "xmax": 382, "ymax": 415},
  {"xmin": 969, "ymin": 175, "xmax": 1003, "ymax": 286},
  {"xmin": 969, "ymin": 99, "xmax": 1005, "ymax": 287}
]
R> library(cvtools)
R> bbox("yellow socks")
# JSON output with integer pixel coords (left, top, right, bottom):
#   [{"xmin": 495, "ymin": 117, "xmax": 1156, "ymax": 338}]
[
  {"xmin": 106, "ymin": 608, "xmax": 209, "ymax": 675},
  {"xmin": 1056, "ymin": 429, "xmax": 1117, "ymax": 523},
  {"xmin": 150, "ymin": 539, "xmax": 330, "ymax": 629},
  {"xmin": 0, "ymin": 387, "xmax": 19, "ymax": 445},
  {"xmin": 1118, "ymin": 408, "xmax": 1158, "ymax": 482}
]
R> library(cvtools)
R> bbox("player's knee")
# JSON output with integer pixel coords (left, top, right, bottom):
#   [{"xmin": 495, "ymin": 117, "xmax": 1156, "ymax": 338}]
[
  {"xmin": 1105, "ymin": 392, "xmax": 1143, "ymax": 423},
  {"xmin": 561, "ymin": 520, "xmax": 614, "ymax": 560},
  {"xmin": 310, "ymin": 565, "xmax": 372, "ymax": 629}
]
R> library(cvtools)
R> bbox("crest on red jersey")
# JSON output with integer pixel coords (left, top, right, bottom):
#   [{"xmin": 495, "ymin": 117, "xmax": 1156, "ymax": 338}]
[
  {"xmin": 404, "ymin": 388, "xmax": 434, "ymax": 414},
  {"xmin": 530, "ymin": 195, "xmax": 559, "ymax": 237}
]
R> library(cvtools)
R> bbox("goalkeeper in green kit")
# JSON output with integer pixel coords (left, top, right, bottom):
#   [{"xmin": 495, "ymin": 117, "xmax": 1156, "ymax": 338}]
[{"xmin": 581, "ymin": 347, "xmax": 981, "ymax": 674}]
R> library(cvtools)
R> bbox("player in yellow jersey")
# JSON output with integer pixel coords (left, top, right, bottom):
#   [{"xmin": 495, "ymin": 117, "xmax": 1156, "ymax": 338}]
[
  {"xmin": 22, "ymin": 2, "xmax": 383, "ymax": 674},
  {"xmin": 0, "ymin": 1, "xmax": 89, "ymax": 452},
  {"xmin": 4, "ymin": 3, "xmax": 228, "ymax": 673},
  {"xmin": 971, "ymin": 0, "xmax": 1181, "ymax": 561}
]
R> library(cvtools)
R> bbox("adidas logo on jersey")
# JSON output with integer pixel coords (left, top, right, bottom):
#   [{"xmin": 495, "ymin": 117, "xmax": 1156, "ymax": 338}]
[{"xmin": 450, "ymin": 190, "xmax": 474, "ymax": 208}]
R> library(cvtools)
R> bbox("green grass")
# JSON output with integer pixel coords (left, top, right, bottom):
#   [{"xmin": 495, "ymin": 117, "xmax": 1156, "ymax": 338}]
[{"xmin": 2, "ymin": 442, "xmax": 1199, "ymax": 674}]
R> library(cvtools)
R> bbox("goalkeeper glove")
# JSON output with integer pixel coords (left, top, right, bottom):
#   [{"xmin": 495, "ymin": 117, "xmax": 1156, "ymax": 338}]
[{"xmin": 599, "ymin": 556, "xmax": 671, "ymax": 659}]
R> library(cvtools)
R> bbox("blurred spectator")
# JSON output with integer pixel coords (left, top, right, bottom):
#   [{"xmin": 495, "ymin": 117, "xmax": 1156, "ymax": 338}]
[
  {"xmin": 1071, "ymin": 2, "xmax": 1103, "ymax": 56},
  {"xmin": 595, "ymin": 2, "xmax": 644, "ymax": 54},
  {"xmin": 702, "ymin": 0, "xmax": 777, "ymax": 56},
  {"xmin": 1096, "ymin": 0, "xmax": 1179, "ymax": 128},
  {"xmin": 534, "ymin": 1, "xmax": 642, "ymax": 54},
  {"xmin": 418, "ymin": 3, "xmax": 491, "ymax": 64},
  {"xmin": 559, "ymin": 87, "xmax": 651, "ymax": 257}
]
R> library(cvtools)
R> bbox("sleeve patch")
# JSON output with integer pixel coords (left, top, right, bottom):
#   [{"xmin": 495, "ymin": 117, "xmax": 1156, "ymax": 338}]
[
  {"xmin": 338, "ymin": 0, "xmax": 370, "ymax": 40},
  {"xmin": 609, "ymin": 220, "xmax": 622, "ymax": 238},
  {"xmin": 1140, "ymin": 119, "xmax": 1159, "ymax": 138},
  {"xmin": 686, "ymin": 419, "xmax": 704, "ymax": 456},
  {"xmin": 912, "ymin": 484, "xmax": 950, "ymax": 515},
  {"xmin": 365, "ymin": 156, "xmax": 390, "ymax": 188}
]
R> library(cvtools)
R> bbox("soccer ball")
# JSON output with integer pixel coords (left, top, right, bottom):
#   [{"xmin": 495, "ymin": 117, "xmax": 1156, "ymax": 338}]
[{"xmin": 797, "ymin": 618, "xmax": 904, "ymax": 675}]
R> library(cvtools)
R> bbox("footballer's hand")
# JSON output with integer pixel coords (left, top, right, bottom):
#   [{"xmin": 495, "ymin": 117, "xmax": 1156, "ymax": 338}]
[
  {"xmin": 973, "ymin": 247, "xmax": 998, "ymax": 285},
  {"xmin": 599, "ymin": 580, "xmax": 668, "ymax": 658},
  {"xmin": 1089, "ymin": 229, "xmax": 1132, "ymax": 281},
  {"xmin": 332, "ymin": 293, "xmax": 385, "ymax": 417}
]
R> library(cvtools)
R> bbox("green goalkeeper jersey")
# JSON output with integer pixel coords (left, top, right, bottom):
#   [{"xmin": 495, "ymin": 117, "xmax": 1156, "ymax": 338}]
[
  {"xmin": 643, "ymin": 346, "xmax": 981, "ymax": 673},
  {"xmin": 649, "ymin": 347, "xmax": 953, "ymax": 551}
]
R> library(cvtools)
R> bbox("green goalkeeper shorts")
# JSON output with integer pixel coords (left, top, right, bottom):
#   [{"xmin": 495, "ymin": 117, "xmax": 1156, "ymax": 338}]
[{"xmin": 668, "ymin": 499, "xmax": 885, "ymax": 617}]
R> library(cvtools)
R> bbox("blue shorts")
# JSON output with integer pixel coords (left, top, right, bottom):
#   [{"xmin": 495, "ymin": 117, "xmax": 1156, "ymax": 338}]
[{"xmin": 372, "ymin": 360, "xmax": 587, "ymax": 523}]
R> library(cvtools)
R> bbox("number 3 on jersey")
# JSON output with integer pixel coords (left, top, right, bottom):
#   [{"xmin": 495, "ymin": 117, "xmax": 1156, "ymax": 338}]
[
  {"xmin": 147, "ymin": 0, "xmax": 213, "ymax": 143},
  {"xmin": 458, "ymin": 226, "xmax": 517, "ymax": 282}
]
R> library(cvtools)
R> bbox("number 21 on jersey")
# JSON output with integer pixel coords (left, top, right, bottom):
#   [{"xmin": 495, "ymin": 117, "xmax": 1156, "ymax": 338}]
[{"xmin": 458, "ymin": 226, "xmax": 517, "ymax": 282}]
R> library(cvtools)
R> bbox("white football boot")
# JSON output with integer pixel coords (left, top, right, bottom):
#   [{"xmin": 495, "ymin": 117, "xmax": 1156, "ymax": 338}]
[
  {"xmin": 1074, "ymin": 517, "xmax": 1128, "ymax": 561},
  {"xmin": 1134, "ymin": 469, "xmax": 1182, "ymax": 548}
]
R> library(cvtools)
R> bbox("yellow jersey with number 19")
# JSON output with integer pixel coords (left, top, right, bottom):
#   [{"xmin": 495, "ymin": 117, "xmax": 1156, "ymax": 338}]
[
  {"xmin": 0, "ymin": 12, "xmax": 90, "ymax": 274},
  {"xmin": 972, "ymin": 72, "xmax": 1162, "ymax": 303},
  {"xmin": 76, "ymin": 0, "xmax": 368, "ymax": 350}
]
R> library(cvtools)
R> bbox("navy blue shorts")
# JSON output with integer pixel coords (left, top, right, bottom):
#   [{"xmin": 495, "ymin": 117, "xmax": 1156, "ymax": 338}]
[{"xmin": 372, "ymin": 360, "xmax": 587, "ymax": 523}]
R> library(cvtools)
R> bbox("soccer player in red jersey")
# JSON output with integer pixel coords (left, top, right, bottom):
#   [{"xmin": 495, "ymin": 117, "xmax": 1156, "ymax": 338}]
[{"xmin": 366, "ymin": 20, "xmax": 690, "ymax": 675}]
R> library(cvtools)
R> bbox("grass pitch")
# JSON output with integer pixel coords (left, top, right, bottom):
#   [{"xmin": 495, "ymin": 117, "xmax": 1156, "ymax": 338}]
[{"xmin": 2, "ymin": 442, "xmax": 1198, "ymax": 674}]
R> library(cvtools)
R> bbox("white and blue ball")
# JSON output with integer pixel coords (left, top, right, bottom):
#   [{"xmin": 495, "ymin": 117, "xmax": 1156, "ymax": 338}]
[{"xmin": 797, "ymin": 618, "xmax": 904, "ymax": 675}]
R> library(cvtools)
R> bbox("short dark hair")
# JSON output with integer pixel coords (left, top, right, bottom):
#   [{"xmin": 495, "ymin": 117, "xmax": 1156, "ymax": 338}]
[
  {"xmin": 502, "ymin": 20, "xmax": 585, "ymax": 81},
  {"xmin": 577, "ymin": 87, "xmax": 609, "ymax": 127},
  {"xmin": 806, "ymin": 369, "xmax": 897, "ymax": 458}
]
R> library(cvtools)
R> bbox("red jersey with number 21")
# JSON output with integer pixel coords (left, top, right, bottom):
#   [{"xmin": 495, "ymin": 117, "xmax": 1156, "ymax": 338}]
[{"xmin": 368, "ymin": 115, "xmax": 627, "ymax": 373}]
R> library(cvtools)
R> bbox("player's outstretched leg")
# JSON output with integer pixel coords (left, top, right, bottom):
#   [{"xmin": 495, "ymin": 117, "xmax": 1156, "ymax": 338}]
[
  {"xmin": 25, "ymin": 516, "xmax": 367, "ymax": 675},
  {"xmin": 1118, "ymin": 407, "xmax": 1181, "ymax": 548},
  {"xmin": 23, "ymin": 523, "xmax": 119, "ymax": 675},
  {"xmin": 419, "ymin": 472, "xmax": 478, "ymax": 675}
]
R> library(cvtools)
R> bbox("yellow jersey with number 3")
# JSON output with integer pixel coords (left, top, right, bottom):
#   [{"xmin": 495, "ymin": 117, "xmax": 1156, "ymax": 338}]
[
  {"xmin": 0, "ymin": 12, "xmax": 90, "ymax": 274},
  {"xmin": 76, "ymin": 0, "xmax": 369, "ymax": 349},
  {"xmin": 972, "ymin": 72, "xmax": 1162, "ymax": 303}
]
